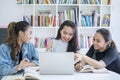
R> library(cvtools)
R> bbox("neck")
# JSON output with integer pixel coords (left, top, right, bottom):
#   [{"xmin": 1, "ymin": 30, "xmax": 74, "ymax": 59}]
[
  {"xmin": 17, "ymin": 39, "xmax": 23, "ymax": 49},
  {"xmin": 99, "ymin": 47, "xmax": 107, "ymax": 52}
]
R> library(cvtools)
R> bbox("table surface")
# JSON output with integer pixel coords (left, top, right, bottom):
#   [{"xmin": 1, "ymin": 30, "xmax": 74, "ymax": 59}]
[{"xmin": 2, "ymin": 70, "xmax": 120, "ymax": 80}]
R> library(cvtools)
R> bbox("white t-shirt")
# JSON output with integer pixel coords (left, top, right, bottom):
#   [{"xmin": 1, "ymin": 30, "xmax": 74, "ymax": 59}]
[{"xmin": 52, "ymin": 39, "xmax": 68, "ymax": 52}]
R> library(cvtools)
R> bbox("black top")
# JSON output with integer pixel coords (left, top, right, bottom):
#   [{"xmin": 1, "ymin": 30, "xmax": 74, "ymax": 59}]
[
  {"xmin": 86, "ymin": 45, "xmax": 120, "ymax": 74},
  {"xmin": 19, "ymin": 51, "xmax": 22, "ymax": 63}
]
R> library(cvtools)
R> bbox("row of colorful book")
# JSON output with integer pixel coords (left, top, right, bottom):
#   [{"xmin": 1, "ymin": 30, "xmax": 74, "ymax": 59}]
[
  {"xmin": 58, "ymin": 7, "xmax": 79, "ymax": 26},
  {"xmin": 58, "ymin": 0, "xmax": 79, "ymax": 4},
  {"xmin": 81, "ymin": 10, "xmax": 100, "ymax": 27},
  {"xmin": 17, "ymin": 0, "xmax": 56, "ymax": 4},
  {"xmin": 23, "ymin": 15, "xmax": 56, "ymax": 27},
  {"xmin": 80, "ymin": 0, "xmax": 100, "ymax": 4},
  {"xmin": 17, "ymin": 0, "xmax": 111, "ymax": 4},
  {"xmin": 34, "ymin": 37, "xmax": 52, "ymax": 48},
  {"xmin": 33, "ymin": 35, "xmax": 93, "ymax": 49}
]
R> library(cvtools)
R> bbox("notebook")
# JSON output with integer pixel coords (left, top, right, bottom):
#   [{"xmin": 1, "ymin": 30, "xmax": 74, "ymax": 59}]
[{"xmin": 39, "ymin": 52, "xmax": 74, "ymax": 75}]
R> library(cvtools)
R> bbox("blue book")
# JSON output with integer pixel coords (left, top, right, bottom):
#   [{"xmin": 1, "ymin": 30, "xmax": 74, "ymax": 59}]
[{"xmin": 86, "ymin": 15, "xmax": 90, "ymax": 27}]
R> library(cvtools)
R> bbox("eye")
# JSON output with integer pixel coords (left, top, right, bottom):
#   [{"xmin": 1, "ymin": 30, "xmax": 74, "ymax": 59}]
[
  {"xmin": 30, "ymin": 31, "xmax": 32, "ymax": 34},
  {"xmin": 96, "ymin": 40, "xmax": 101, "ymax": 43},
  {"xmin": 63, "ymin": 31, "xmax": 67, "ymax": 35},
  {"xmin": 69, "ymin": 33, "xmax": 73, "ymax": 36}
]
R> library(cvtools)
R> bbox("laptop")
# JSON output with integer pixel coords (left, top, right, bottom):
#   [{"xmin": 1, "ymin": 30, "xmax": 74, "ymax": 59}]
[{"xmin": 39, "ymin": 52, "xmax": 74, "ymax": 75}]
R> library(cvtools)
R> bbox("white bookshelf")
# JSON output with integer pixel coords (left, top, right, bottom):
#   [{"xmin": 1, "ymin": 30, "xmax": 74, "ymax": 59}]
[{"xmin": 18, "ymin": 0, "xmax": 111, "ymax": 53}]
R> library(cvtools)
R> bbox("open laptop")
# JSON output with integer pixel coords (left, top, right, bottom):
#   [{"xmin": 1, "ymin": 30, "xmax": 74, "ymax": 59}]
[{"xmin": 39, "ymin": 52, "xmax": 74, "ymax": 75}]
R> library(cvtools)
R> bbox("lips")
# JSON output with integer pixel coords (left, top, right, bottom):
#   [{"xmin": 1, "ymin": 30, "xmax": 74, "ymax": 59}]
[
  {"xmin": 93, "ymin": 45, "xmax": 98, "ymax": 49},
  {"xmin": 63, "ymin": 37, "xmax": 70, "ymax": 42}
]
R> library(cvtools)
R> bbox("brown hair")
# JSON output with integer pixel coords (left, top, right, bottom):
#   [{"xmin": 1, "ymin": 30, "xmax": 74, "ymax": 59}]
[{"xmin": 6, "ymin": 21, "xmax": 30, "ymax": 61}]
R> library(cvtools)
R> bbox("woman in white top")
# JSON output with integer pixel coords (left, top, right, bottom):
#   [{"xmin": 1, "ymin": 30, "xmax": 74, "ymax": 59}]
[
  {"xmin": 46, "ymin": 20, "xmax": 79, "ymax": 53},
  {"xmin": 46, "ymin": 20, "xmax": 80, "ymax": 70}
]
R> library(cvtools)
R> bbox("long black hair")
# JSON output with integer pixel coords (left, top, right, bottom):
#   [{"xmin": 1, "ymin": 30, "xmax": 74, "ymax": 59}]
[{"xmin": 56, "ymin": 20, "xmax": 80, "ymax": 53}]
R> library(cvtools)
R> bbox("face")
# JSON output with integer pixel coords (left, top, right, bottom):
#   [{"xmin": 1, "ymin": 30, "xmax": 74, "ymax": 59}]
[
  {"xmin": 19, "ymin": 26, "xmax": 32, "ymax": 43},
  {"xmin": 60, "ymin": 26, "xmax": 74, "ymax": 42},
  {"xmin": 93, "ymin": 32, "xmax": 109, "ymax": 52}
]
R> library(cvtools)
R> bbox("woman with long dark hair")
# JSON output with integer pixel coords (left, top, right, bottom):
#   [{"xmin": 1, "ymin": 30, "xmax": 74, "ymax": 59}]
[
  {"xmin": 0, "ymin": 21, "xmax": 38, "ymax": 79},
  {"xmin": 46, "ymin": 20, "xmax": 80, "ymax": 53}
]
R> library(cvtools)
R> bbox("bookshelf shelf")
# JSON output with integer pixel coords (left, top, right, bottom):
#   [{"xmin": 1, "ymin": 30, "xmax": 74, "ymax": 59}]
[{"xmin": 18, "ymin": 0, "xmax": 112, "ymax": 52}]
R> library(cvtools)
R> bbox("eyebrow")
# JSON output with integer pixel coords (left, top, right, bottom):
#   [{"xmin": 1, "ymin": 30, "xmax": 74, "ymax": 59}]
[{"xmin": 63, "ymin": 31, "xmax": 73, "ymax": 34}]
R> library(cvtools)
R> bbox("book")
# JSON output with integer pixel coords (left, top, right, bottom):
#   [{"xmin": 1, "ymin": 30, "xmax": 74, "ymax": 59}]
[
  {"xmin": 7, "ymin": 67, "xmax": 40, "ymax": 80},
  {"xmin": 23, "ymin": 66, "xmax": 40, "ymax": 80},
  {"xmin": 78, "ymin": 65, "xmax": 109, "ymax": 73}
]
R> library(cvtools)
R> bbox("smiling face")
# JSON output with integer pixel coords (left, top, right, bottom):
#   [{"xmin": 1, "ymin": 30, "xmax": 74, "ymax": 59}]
[
  {"xmin": 93, "ymin": 32, "xmax": 109, "ymax": 52},
  {"xmin": 60, "ymin": 26, "xmax": 74, "ymax": 43}
]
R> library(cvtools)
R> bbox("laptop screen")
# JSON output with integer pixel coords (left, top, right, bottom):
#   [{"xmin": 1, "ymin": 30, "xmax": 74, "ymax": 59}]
[{"xmin": 39, "ymin": 52, "xmax": 74, "ymax": 75}]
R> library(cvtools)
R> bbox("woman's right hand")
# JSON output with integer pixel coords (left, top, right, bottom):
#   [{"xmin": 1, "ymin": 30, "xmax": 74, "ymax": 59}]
[{"xmin": 16, "ymin": 58, "xmax": 30, "ymax": 71}]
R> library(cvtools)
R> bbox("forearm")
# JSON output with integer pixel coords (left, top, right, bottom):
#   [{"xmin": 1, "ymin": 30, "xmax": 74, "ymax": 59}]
[
  {"xmin": 81, "ymin": 60, "xmax": 86, "ymax": 66},
  {"xmin": 83, "ymin": 55, "xmax": 105, "ymax": 69},
  {"xmin": 27, "ymin": 62, "xmax": 38, "ymax": 67},
  {"xmin": 0, "ymin": 65, "xmax": 18, "ymax": 76}
]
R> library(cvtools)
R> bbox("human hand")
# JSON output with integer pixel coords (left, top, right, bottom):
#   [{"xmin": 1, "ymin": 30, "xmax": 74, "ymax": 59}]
[
  {"xmin": 74, "ymin": 62, "xmax": 83, "ymax": 71},
  {"xmin": 17, "ymin": 58, "xmax": 30, "ymax": 71},
  {"xmin": 74, "ymin": 53, "xmax": 82, "ymax": 62}
]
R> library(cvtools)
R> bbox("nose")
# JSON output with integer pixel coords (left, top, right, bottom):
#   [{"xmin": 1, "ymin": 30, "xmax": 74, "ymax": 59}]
[
  {"xmin": 65, "ymin": 34, "xmax": 70, "ymax": 39},
  {"xmin": 93, "ymin": 40, "xmax": 96, "ymax": 45},
  {"xmin": 29, "ymin": 36, "xmax": 32, "ymax": 40}
]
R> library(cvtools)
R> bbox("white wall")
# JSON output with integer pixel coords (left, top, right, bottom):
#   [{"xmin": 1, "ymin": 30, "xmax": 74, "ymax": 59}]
[
  {"xmin": 0, "ymin": 0, "xmax": 22, "ymax": 26},
  {"xmin": 111, "ymin": 0, "xmax": 120, "ymax": 51},
  {"xmin": 0, "ymin": 0, "xmax": 120, "ymax": 51}
]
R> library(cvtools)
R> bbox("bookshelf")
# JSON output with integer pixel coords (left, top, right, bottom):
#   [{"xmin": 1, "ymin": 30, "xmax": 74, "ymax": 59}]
[{"xmin": 17, "ymin": 0, "xmax": 111, "ymax": 53}]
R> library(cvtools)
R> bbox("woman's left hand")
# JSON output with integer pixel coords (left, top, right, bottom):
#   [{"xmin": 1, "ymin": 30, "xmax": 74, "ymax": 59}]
[{"xmin": 74, "ymin": 62, "xmax": 83, "ymax": 71}]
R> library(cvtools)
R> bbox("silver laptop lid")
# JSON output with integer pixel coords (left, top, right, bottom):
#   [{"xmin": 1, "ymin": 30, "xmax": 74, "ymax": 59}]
[{"xmin": 39, "ymin": 52, "xmax": 74, "ymax": 75}]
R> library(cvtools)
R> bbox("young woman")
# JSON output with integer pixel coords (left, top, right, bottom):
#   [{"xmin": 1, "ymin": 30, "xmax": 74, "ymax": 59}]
[
  {"xmin": 46, "ymin": 20, "xmax": 80, "ymax": 53},
  {"xmin": 46, "ymin": 20, "xmax": 80, "ymax": 70},
  {"xmin": 75, "ymin": 28, "xmax": 120, "ymax": 74},
  {"xmin": 0, "ymin": 21, "xmax": 39, "ymax": 79}
]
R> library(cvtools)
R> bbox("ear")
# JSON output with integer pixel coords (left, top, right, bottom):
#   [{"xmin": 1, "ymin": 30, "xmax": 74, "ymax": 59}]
[
  {"xmin": 19, "ymin": 31, "xmax": 24, "ymax": 37},
  {"xmin": 106, "ymin": 41, "xmax": 110, "ymax": 46}
]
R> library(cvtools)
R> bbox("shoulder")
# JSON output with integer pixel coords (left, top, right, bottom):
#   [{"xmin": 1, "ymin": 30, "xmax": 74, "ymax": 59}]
[
  {"xmin": 86, "ymin": 45, "xmax": 94, "ymax": 56},
  {"xmin": 52, "ymin": 38, "xmax": 60, "ymax": 43},
  {"xmin": 0, "ymin": 43, "xmax": 10, "ymax": 51},
  {"xmin": 89, "ymin": 45, "xmax": 94, "ymax": 50},
  {"xmin": 49, "ymin": 38, "xmax": 61, "ymax": 45},
  {"xmin": 22, "ymin": 42, "xmax": 35, "ymax": 49},
  {"xmin": 105, "ymin": 46, "xmax": 118, "ymax": 57},
  {"xmin": 0, "ymin": 43, "xmax": 10, "ymax": 57},
  {"xmin": 87, "ymin": 45, "xmax": 94, "ymax": 53},
  {"xmin": 46, "ymin": 38, "xmax": 56, "ymax": 51},
  {"xmin": 48, "ymin": 38, "xmax": 54, "ymax": 46},
  {"xmin": 52, "ymin": 39, "xmax": 62, "ymax": 44},
  {"xmin": 106, "ymin": 46, "xmax": 118, "ymax": 54}
]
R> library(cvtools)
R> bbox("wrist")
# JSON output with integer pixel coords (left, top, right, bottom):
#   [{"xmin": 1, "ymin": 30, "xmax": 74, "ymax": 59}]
[
  {"xmin": 81, "ymin": 54, "xmax": 85, "ymax": 61},
  {"xmin": 16, "ymin": 65, "xmax": 22, "ymax": 71}
]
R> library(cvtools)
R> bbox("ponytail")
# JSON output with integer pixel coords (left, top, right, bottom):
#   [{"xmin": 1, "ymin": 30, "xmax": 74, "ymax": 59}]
[
  {"xmin": 6, "ymin": 21, "xmax": 30, "ymax": 62},
  {"xmin": 111, "ymin": 40, "xmax": 117, "ymax": 50},
  {"xmin": 6, "ymin": 22, "xmax": 20, "ymax": 62}
]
